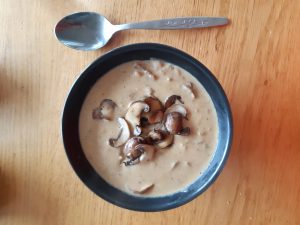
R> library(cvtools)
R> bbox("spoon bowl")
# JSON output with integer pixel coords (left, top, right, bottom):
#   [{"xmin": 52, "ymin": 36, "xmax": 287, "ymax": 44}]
[{"xmin": 55, "ymin": 12, "xmax": 116, "ymax": 50}]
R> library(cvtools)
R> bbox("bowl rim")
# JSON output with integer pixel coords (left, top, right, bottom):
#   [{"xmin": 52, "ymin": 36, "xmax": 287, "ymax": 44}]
[{"xmin": 61, "ymin": 43, "xmax": 233, "ymax": 212}]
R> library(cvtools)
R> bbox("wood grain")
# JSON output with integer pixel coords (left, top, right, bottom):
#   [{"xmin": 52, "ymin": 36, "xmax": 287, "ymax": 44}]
[{"xmin": 0, "ymin": 0, "xmax": 299, "ymax": 224}]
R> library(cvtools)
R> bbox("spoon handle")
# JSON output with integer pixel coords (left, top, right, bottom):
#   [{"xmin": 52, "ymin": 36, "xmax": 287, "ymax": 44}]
[{"xmin": 117, "ymin": 17, "xmax": 229, "ymax": 30}]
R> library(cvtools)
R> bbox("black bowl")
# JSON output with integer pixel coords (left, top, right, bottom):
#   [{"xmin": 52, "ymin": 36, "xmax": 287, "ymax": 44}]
[{"xmin": 62, "ymin": 43, "xmax": 233, "ymax": 212}]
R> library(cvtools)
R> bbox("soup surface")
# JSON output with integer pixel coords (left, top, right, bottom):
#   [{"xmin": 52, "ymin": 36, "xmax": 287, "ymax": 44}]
[{"xmin": 79, "ymin": 60, "xmax": 218, "ymax": 196}]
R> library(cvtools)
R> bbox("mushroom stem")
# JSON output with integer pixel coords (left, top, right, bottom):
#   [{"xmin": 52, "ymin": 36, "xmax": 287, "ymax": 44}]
[
  {"xmin": 125, "ymin": 101, "xmax": 150, "ymax": 136},
  {"xmin": 108, "ymin": 118, "xmax": 130, "ymax": 148},
  {"xmin": 156, "ymin": 133, "xmax": 174, "ymax": 148},
  {"xmin": 92, "ymin": 99, "xmax": 117, "ymax": 120}
]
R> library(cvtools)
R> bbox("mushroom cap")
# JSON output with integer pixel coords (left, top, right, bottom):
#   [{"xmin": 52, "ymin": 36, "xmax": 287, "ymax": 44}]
[
  {"xmin": 164, "ymin": 95, "xmax": 184, "ymax": 109},
  {"xmin": 144, "ymin": 96, "xmax": 163, "ymax": 112},
  {"xmin": 165, "ymin": 112, "xmax": 183, "ymax": 134},
  {"xmin": 123, "ymin": 137, "xmax": 145, "ymax": 156},
  {"xmin": 126, "ymin": 147, "xmax": 144, "ymax": 160},
  {"xmin": 164, "ymin": 104, "xmax": 188, "ymax": 119}
]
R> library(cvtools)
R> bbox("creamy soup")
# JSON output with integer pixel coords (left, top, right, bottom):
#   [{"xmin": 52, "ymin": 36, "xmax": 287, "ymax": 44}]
[{"xmin": 79, "ymin": 60, "xmax": 218, "ymax": 196}]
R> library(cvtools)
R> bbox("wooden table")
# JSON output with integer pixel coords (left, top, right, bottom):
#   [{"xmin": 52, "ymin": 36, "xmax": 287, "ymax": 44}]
[{"xmin": 1, "ymin": 0, "xmax": 299, "ymax": 224}]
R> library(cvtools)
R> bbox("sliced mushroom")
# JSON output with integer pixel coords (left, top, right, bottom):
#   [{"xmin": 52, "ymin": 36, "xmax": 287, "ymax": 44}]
[
  {"xmin": 92, "ymin": 99, "xmax": 117, "ymax": 120},
  {"xmin": 126, "ymin": 146, "xmax": 144, "ymax": 161},
  {"xmin": 142, "ymin": 97, "xmax": 164, "ymax": 124},
  {"xmin": 164, "ymin": 112, "xmax": 190, "ymax": 136},
  {"xmin": 125, "ymin": 101, "xmax": 150, "ymax": 135},
  {"xmin": 109, "ymin": 117, "xmax": 130, "ymax": 148},
  {"xmin": 123, "ymin": 137, "xmax": 145, "ymax": 156},
  {"xmin": 164, "ymin": 104, "xmax": 188, "ymax": 119},
  {"xmin": 164, "ymin": 95, "xmax": 184, "ymax": 109},
  {"xmin": 123, "ymin": 143, "xmax": 144, "ymax": 166},
  {"xmin": 165, "ymin": 112, "xmax": 183, "ymax": 134},
  {"xmin": 156, "ymin": 133, "xmax": 174, "ymax": 149},
  {"xmin": 136, "ymin": 144, "xmax": 156, "ymax": 162},
  {"xmin": 145, "ymin": 129, "xmax": 174, "ymax": 148},
  {"xmin": 122, "ymin": 137, "xmax": 144, "ymax": 166},
  {"xmin": 123, "ymin": 143, "xmax": 155, "ymax": 166}
]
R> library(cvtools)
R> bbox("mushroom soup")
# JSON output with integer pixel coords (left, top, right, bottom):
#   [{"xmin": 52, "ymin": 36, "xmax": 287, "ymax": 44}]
[{"xmin": 79, "ymin": 60, "xmax": 218, "ymax": 196}]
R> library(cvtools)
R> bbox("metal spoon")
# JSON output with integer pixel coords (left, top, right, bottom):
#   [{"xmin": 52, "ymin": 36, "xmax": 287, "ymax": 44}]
[{"xmin": 54, "ymin": 12, "xmax": 229, "ymax": 51}]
